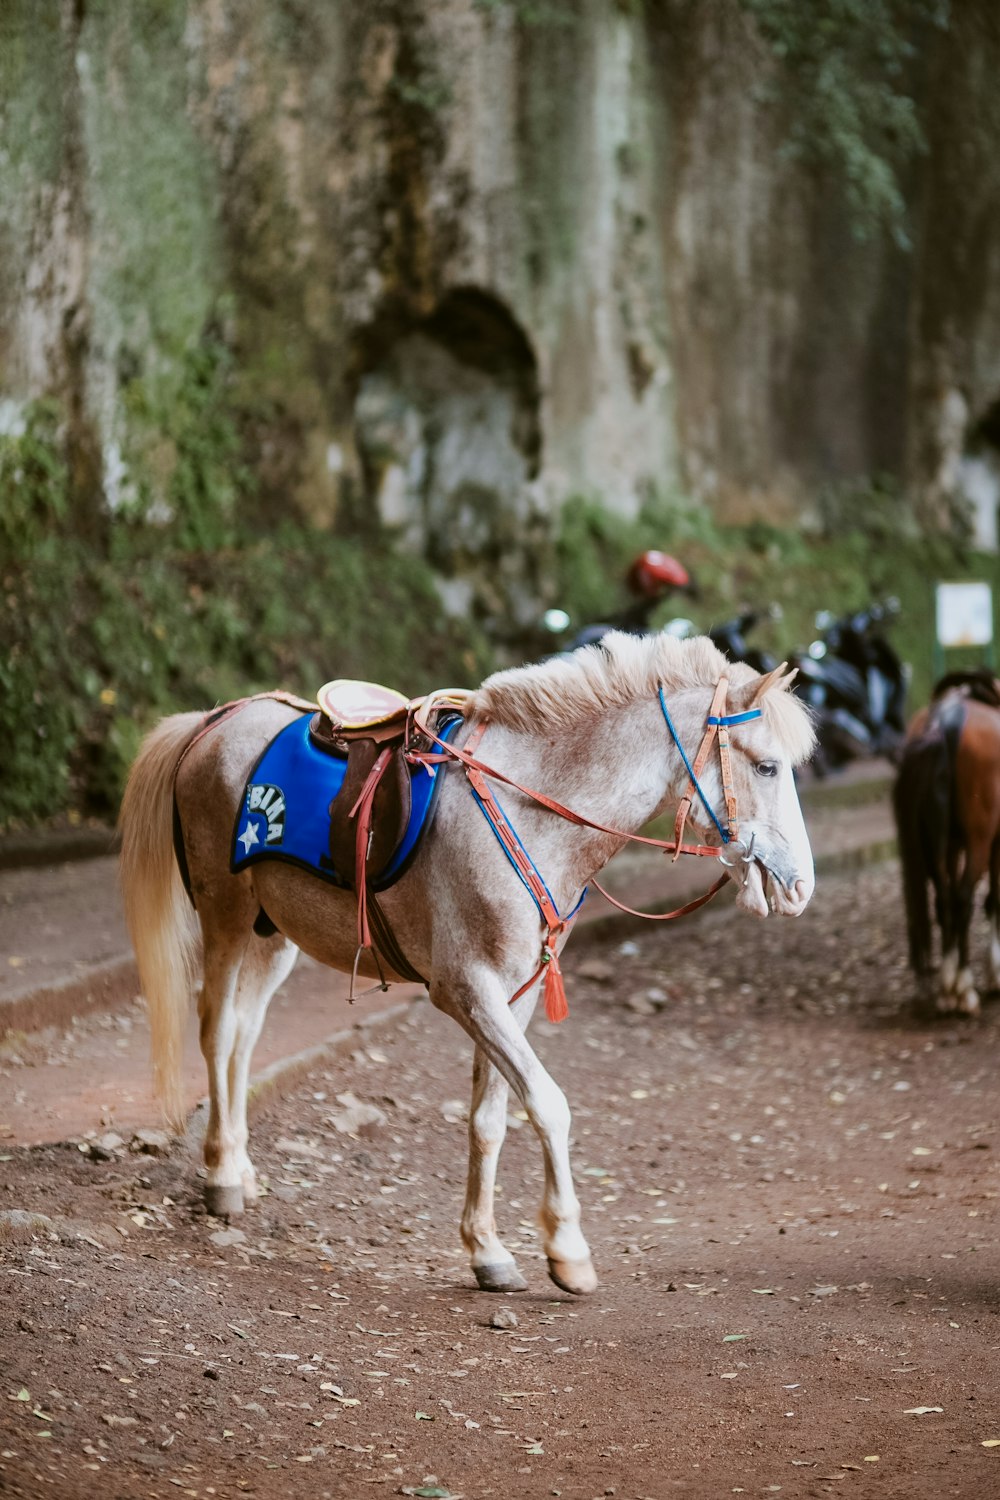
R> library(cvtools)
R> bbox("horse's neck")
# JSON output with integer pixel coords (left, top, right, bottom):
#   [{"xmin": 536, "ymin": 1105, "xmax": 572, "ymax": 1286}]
[{"xmin": 478, "ymin": 698, "xmax": 688, "ymax": 894}]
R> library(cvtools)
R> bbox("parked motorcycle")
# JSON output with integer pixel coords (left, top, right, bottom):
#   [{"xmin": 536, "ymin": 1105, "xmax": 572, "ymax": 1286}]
[
  {"xmin": 543, "ymin": 550, "xmax": 698, "ymax": 654},
  {"xmin": 707, "ymin": 607, "xmax": 783, "ymax": 675},
  {"xmin": 791, "ymin": 600, "xmax": 908, "ymax": 773}
]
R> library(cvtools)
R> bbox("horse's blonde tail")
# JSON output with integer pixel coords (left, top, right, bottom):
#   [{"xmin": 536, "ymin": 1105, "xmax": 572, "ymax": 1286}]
[{"xmin": 118, "ymin": 712, "xmax": 205, "ymax": 1130}]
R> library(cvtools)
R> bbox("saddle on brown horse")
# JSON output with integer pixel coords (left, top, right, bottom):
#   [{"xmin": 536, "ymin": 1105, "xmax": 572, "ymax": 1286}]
[{"xmin": 310, "ymin": 679, "xmax": 471, "ymax": 988}]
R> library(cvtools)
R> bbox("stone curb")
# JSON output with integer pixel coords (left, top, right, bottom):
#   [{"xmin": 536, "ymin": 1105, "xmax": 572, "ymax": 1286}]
[
  {"xmin": 1, "ymin": 958, "xmax": 138, "ymax": 1040},
  {"xmin": 179, "ymin": 997, "xmax": 423, "ymax": 1149},
  {"xmin": 0, "ymin": 827, "xmax": 119, "ymax": 872}
]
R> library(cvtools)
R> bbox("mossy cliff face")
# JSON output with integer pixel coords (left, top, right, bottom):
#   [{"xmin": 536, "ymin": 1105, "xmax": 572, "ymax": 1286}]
[{"xmin": 3, "ymin": 2, "xmax": 1000, "ymax": 579}]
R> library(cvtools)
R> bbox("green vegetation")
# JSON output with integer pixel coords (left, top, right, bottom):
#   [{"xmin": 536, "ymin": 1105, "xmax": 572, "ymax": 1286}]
[
  {"xmin": 0, "ymin": 392, "xmax": 491, "ymax": 829},
  {"xmin": 2, "ymin": 377, "xmax": 992, "ymax": 830},
  {"xmin": 739, "ymin": 0, "xmax": 949, "ymax": 245}
]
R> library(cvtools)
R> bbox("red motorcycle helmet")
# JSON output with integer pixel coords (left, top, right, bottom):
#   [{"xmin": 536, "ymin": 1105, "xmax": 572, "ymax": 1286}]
[{"xmin": 626, "ymin": 550, "xmax": 691, "ymax": 598}]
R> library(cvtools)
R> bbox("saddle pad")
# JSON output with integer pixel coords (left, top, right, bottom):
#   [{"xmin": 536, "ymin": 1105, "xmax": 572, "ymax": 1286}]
[{"xmin": 230, "ymin": 712, "xmax": 461, "ymax": 890}]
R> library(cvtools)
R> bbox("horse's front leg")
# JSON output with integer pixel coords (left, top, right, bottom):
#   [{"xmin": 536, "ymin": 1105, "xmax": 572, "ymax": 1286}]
[
  {"xmin": 462, "ymin": 992, "xmax": 537, "ymax": 1292},
  {"xmin": 433, "ymin": 967, "xmax": 596, "ymax": 1297}
]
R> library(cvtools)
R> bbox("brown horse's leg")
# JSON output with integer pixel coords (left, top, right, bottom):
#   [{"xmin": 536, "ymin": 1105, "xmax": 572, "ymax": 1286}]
[
  {"xmin": 198, "ymin": 924, "xmax": 253, "ymax": 1217},
  {"xmin": 988, "ymin": 842, "xmax": 1000, "ymax": 993},
  {"xmin": 953, "ymin": 837, "xmax": 990, "ymax": 1015},
  {"xmin": 227, "ymin": 935, "xmax": 299, "ymax": 1203}
]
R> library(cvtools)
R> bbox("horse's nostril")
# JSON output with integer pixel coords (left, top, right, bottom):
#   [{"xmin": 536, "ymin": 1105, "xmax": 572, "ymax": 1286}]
[{"xmin": 793, "ymin": 879, "xmax": 807, "ymax": 902}]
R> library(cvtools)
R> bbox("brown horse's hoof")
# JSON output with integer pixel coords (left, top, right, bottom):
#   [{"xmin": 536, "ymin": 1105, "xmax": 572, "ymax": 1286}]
[
  {"xmin": 205, "ymin": 1183, "xmax": 244, "ymax": 1219},
  {"xmin": 547, "ymin": 1256, "xmax": 598, "ymax": 1296},
  {"xmin": 474, "ymin": 1261, "xmax": 528, "ymax": 1293}
]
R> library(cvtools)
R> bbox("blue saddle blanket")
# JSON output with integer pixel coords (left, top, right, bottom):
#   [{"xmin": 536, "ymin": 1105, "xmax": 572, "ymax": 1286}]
[{"xmin": 230, "ymin": 713, "xmax": 461, "ymax": 890}]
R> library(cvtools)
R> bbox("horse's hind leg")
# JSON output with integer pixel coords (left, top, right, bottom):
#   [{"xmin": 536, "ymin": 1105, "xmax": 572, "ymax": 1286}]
[
  {"xmin": 987, "ymin": 843, "xmax": 1000, "ymax": 993},
  {"xmin": 228, "ymin": 935, "xmax": 299, "ymax": 1204},
  {"xmin": 199, "ymin": 929, "xmax": 298, "ymax": 1216},
  {"xmin": 197, "ymin": 925, "xmax": 250, "ymax": 1218},
  {"xmin": 461, "ymin": 998, "xmax": 537, "ymax": 1293},
  {"xmin": 434, "ymin": 967, "xmax": 596, "ymax": 1297},
  {"xmin": 954, "ymin": 838, "xmax": 990, "ymax": 1015}
]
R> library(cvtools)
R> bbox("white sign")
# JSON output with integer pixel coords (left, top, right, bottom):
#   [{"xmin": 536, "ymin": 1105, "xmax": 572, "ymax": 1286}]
[{"xmin": 935, "ymin": 581, "xmax": 994, "ymax": 648}]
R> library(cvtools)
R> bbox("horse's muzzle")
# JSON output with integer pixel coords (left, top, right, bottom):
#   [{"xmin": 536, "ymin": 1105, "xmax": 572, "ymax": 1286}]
[{"xmin": 728, "ymin": 834, "xmax": 813, "ymax": 918}]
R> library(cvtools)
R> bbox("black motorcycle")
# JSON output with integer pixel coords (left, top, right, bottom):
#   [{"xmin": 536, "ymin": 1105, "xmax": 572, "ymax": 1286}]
[
  {"xmin": 707, "ymin": 608, "xmax": 782, "ymax": 675},
  {"xmin": 791, "ymin": 601, "xmax": 908, "ymax": 773}
]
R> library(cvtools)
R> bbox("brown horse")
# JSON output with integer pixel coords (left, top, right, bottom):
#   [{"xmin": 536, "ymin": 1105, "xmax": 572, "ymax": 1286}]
[{"xmin": 893, "ymin": 671, "xmax": 1000, "ymax": 1015}]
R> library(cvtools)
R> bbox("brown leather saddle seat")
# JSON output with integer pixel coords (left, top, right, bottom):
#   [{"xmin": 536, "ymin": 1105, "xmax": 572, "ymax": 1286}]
[
  {"xmin": 310, "ymin": 680, "xmax": 414, "ymax": 883},
  {"xmin": 309, "ymin": 678, "xmax": 470, "ymax": 889}
]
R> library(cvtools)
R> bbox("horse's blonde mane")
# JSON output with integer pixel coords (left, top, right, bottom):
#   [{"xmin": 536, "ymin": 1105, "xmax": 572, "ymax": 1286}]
[{"xmin": 468, "ymin": 631, "xmax": 816, "ymax": 764}]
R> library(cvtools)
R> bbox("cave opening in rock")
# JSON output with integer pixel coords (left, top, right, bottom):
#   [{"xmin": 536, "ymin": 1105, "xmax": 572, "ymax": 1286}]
[
  {"xmin": 960, "ymin": 396, "xmax": 1000, "ymax": 552},
  {"xmin": 351, "ymin": 287, "xmax": 544, "ymax": 630}
]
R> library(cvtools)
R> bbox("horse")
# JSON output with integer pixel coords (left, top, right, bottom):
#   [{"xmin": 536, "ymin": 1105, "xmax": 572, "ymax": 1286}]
[
  {"xmin": 118, "ymin": 631, "xmax": 816, "ymax": 1297},
  {"xmin": 893, "ymin": 671, "xmax": 1000, "ymax": 1016}
]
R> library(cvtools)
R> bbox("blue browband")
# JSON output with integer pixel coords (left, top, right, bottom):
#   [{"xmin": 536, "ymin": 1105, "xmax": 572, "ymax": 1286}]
[
  {"xmin": 657, "ymin": 685, "xmax": 762, "ymax": 844},
  {"xmin": 707, "ymin": 709, "xmax": 763, "ymax": 726}
]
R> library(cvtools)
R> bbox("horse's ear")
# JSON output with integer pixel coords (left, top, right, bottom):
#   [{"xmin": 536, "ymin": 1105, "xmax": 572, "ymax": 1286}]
[{"xmin": 749, "ymin": 662, "xmax": 795, "ymax": 702}]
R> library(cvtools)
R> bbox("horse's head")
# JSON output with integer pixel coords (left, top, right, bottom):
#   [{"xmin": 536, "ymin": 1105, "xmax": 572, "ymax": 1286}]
[{"xmin": 684, "ymin": 663, "xmax": 816, "ymax": 919}]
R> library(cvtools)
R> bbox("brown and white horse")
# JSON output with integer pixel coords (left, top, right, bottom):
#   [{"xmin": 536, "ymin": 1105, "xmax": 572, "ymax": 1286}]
[
  {"xmin": 894, "ymin": 672, "xmax": 1000, "ymax": 1016},
  {"xmin": 119, "ymin": 632, "xmax": 816, "ymax": 1296}
]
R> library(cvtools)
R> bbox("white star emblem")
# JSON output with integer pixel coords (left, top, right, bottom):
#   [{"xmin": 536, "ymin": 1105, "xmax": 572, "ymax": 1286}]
[{"xmin": 238, "ymin": 820, "xmax": 260, "ymax": 854}]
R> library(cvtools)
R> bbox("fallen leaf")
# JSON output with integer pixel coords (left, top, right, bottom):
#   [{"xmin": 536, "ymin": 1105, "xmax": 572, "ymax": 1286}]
[
  {"xmin": 414, "ymin": 1411, "xmax": 434, "ymax": 1420},
  {"xmin": 981, "ymin": 1440, "xmax": 1000, "ymax": 1448},
  {"xmin": 723, "ymin": 1334, "xmax": 748, "ymax": 1343},
  {"xmin": 903, "ymin": 1406, "xmax": 943, "ymax": 1416}
]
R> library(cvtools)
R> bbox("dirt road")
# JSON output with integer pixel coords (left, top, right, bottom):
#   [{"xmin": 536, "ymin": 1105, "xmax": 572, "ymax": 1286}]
[{"xmin": 2, "ymin": 862, "xmax": 999, "ymax": 1500}]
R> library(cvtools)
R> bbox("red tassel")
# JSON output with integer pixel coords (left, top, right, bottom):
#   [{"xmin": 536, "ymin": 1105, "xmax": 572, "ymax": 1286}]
[{"xmin": 543, "ymin": 947, "xmax": 570, "ymax": 1024}]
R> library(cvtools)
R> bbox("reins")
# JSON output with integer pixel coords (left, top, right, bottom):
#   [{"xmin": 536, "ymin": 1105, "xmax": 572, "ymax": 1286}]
[
  {"xmin": 173, "ymin": 678, "xmax": 763, "ymax": 1025},
  {"xmin": 406, "ymin": 676, "xmax": 762, "ymax": 1023}
]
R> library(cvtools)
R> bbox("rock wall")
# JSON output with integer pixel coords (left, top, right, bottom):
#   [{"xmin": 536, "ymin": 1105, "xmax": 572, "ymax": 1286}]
[{"xmin": 2, "ymin": 0, "xmax": 1000, "ymax": 601}]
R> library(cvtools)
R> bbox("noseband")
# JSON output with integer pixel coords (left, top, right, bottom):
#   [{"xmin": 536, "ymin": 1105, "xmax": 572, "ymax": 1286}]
[{"xmin": 408, "ymin": 675, "xmax": 763, "ymax": 1023}]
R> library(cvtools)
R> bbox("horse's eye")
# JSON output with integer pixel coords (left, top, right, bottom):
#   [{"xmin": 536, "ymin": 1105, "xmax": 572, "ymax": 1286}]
[{"xmin": 756, "ymin": 761, "xmax": 778, "ymax": 778}]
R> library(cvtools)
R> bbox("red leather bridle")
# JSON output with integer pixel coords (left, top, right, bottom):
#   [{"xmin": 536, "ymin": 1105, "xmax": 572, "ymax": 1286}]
[{"xmin": 408, "ymin": 675, "xmax": 760, "ymax": 1021}]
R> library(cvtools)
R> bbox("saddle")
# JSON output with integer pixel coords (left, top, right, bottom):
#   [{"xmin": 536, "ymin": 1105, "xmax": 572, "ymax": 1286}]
[
  {"xmin": 310, "ymin": 679, "xmax": 471, "ymax": 984},
  {"xmin": 311, "ymin": 680, "xmax": 415, "ymax": 882}
]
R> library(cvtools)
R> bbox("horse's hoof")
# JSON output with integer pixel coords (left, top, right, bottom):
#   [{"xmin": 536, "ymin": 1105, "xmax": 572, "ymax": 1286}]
[
  {"xmin": 205, "ymin": 1183, "xmax": 244, "ymax": 1219},
  {"xmin": 547, "ymin": 1256, "xmax": 598, "ymax": 1296},
  {"xmin": 474, "ymin": 1262, "xmax": 528, "ymax": 1294},
  {"xmin": 958, "ymin": 990, "xmax": 981, "ymax": 1016}
]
